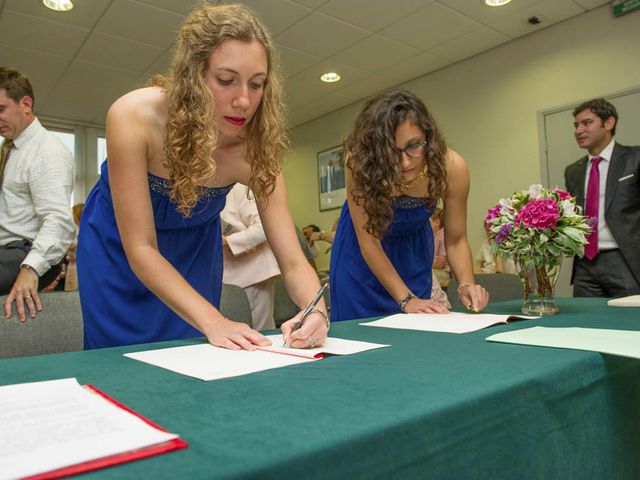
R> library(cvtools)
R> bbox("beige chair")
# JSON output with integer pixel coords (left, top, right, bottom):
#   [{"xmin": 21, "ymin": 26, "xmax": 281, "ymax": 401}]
[
  {"xmin": 0, "ymin": 291, "xmax": 84, "ymax": 359},
  {"xmin": 219, "ymin": 283, "xmax": 253, "ymax": 328}
]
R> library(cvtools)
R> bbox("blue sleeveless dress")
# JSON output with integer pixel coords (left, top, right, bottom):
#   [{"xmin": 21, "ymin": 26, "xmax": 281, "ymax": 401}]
[
  {"xmin": 329, "ymin": 197, "xmax": 434, "ymax": 322},
  {"xmin": 77, "ymin": 162, "xmax": 233, "ymax": 349}
]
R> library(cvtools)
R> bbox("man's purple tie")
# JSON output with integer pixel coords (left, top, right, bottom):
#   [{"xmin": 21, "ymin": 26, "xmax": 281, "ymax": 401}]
[{"xmin": 584, "ymin": 156, "xmax": 602, "ymax": 260}]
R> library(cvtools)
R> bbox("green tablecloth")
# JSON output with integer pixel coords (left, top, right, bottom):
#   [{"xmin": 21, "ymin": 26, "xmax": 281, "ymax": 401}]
[{"xmin": 1, "ymin": 298, "xmax": 639, "ymax": 479}]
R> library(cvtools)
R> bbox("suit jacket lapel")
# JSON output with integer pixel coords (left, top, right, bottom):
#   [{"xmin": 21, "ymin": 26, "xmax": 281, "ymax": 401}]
[
  {"xmin": 574, "ymin": 156, "xmax": 588, "ymax": 207},
  {"xmin": 605, "ymin": 143, "xmax": 626, "ymax": 212}
]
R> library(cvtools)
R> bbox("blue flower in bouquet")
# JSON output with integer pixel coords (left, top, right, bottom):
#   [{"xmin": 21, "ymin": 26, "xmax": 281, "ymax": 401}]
[{"xmin": 485, "ymin": 184, "xmax": 593, "ymax": 258}]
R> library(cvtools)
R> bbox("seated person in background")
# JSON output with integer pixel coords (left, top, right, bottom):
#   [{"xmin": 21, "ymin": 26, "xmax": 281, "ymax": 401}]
[
  {"xmin": 329, "ymin": 89, "xmax": 489, "ymax": 322},
  {"xmin": 430, "ymin": 271, "xmax": 451, "ymax": 308},
  {"xmin": 1, "ymin": 67, "xmax": 75, "ymax": 320},
  {"xmin": 295, "ymin": 226, "xmax": 317, "ymax": 270},
  {"xmin": 430, "ymin": 212, "xmax": 450, "ymax": 288},
  {"xmin": 76, "ymin": 3, "xmax": 327, "ymax": 350},
  {"xmin": 222, "ymin": 184, "xmax": 280, "ymax": 331},
  {"xmin": 302, "ymin": 224, "xmax": 321, "ymax": 259},
  {"xmin": 308, "ymin": 219, "xmax": 338, "ymax": 246},
  {"xmin": 476, "ymin": 221, "xmax": 516, "ymax": 274},
  {"xmin": 63, "ymin": 203, "xmax": 84, "ymax": 292},
  {"xmin": 43, "ymin": 202, "xmax": 85, "ymax": 292}
]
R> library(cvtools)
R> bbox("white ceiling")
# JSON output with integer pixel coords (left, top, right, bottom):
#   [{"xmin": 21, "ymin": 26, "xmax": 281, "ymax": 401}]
[{"xmin": 0, "ymin": 0, "xmax": 609, "ymax": 127}]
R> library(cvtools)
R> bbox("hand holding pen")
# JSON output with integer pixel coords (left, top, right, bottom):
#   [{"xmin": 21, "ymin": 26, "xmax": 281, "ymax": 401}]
[
  {"xmin": 282, "ymin": 283, "xmax": 329, "ymax": 348},
  {"xmin": 457, "ymin": 283, "xmax": 490, "ymax": 312}
]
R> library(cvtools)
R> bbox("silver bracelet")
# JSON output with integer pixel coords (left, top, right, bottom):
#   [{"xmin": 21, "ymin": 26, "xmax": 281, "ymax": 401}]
[{"xmin": 309, "ymin": 307, "xmax": 330, "ymax": 331}]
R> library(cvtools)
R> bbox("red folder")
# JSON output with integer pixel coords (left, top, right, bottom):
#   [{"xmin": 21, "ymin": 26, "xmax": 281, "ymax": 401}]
[{"xmin": 24, "ymin": 385, "xmax": 188, "ymax": 480}]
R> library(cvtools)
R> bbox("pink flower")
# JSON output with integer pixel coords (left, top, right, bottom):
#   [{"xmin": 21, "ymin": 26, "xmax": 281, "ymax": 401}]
[
  {"xmin": 515, "ymin": 198, "xmax": 560, "ymax": 230},
  {"xmin": 553, "ymin": 188, "xmax": 571, "ymax": 201},
  {"xmin": 485, "ymin": 205, "xmax": 501, "ymax": 229}
]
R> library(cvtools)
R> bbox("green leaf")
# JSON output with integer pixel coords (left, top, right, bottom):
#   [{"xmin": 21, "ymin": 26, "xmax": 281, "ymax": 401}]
[{"xmin": 563, "ymin": 226, "xmax": 586, "ymax": 243}]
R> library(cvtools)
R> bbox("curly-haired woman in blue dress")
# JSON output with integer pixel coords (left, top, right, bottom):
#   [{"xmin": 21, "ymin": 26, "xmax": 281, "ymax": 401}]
[
  {"xmin": 330, "ymin": 89, "xmax": 489, "ymax": 321},
  {"xmin": 78, "ymin": 4, "xmax": 327, "ymax": 350}
]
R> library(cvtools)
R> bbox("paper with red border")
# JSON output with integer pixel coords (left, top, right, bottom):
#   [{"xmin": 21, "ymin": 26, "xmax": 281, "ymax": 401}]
[
  {"xmin": 0, "ymin": 378, "xmax": 186, "ymax": 480},
  {"xmin": 124, "ymin": 336, "xmax": 389, "ymax": 381}
]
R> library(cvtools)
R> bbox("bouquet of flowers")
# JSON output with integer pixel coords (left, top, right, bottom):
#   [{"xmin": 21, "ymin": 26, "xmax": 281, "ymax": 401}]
[
  {"xmin": 485, "ymin": 184, "xmax": 592, "ymax": 259},
  {"xmin": 484, "ymin": 184, "xmax": 593, "ymax": 315}
]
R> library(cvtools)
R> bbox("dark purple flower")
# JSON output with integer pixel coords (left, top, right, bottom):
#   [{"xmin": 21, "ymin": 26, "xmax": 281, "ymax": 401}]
[
  {"xmin": 496, "ymin": 223, "xmax": 513, "ymax": 244},
  {"xmin": 515, "ymin": 198, "xmax": 560, "ymax": 229}
]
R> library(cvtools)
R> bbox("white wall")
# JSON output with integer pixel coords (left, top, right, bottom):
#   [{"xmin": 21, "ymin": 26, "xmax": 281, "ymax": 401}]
[{"xmin": 285, "ymin": 5, "xmax": 640, "ymax": 272}]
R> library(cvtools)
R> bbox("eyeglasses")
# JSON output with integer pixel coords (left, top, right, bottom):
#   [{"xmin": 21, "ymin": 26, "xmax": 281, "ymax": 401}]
[{"xmin": 396, "ymin": 141, "xmax": 427, "ymax": 158}]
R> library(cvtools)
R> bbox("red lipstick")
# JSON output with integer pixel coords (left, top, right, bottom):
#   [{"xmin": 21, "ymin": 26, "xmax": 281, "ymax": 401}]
[{"xmin": 224, "ymin": 116, "xmax": 246, "ymax": 126}]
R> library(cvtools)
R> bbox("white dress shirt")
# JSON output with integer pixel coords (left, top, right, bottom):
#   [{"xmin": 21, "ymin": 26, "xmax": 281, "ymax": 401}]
[
  {"xmin": 0, "ymin": 118, "xmax": 75, "ymax": 275},
  {"xmin": 583, "ymin": 138, "xmax": 618, "ymax": 250}
]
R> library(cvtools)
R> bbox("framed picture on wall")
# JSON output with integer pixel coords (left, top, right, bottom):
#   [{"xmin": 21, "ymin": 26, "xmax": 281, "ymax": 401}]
[{"xmin": 317, "ymin": 145, "xmax": 346, "ymax": 211}]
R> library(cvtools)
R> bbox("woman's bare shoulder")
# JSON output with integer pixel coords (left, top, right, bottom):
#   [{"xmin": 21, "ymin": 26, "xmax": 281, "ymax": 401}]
[
  {"xmin": 107, "ymin": 87, "xmax": 166, "ymax": 123},
  {"xmin": 444, "ymin": 147, "xmax": 469, "ymax": 174},
  {"xmin": 445, "ymin": 147, "xmax": 465, "ymax": 164}
]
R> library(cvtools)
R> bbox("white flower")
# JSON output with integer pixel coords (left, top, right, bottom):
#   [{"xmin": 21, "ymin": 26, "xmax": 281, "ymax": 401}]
[
  {"xmin": 525, "ymin": 184, "xmax": 544, "ymax": 199},
  {"xmin": 561, "ymin": 200, "xmax": 577, "ymax": 217},
  {"xmin": 499, "ymin": 197, "xmax": 513, "ymax": 214}
]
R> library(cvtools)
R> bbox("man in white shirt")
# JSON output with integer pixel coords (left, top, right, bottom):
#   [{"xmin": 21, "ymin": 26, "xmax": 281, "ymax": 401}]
[
  {"xmin": 221, "ymin": 184, "xmax": 280, "ymax": 331},
  {"xmin": 564, "ymin": 98, "xmax": 640, "ymax": 297},
  {"xmin": 0, "ymin": 68, "xmax": 75, "ymax": 320}
]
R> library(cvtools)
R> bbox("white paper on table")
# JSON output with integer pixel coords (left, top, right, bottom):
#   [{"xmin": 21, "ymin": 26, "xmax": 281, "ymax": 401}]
[
  {"xmin": 0, "ymin": 378, "xmax": 178, "ymax": 480},
  {"xmin": 607, "ymin": 295, "xmax": 640, "ymax": 307},
  {"xmin": 124, "ymin": 336, "xmax": 389, "ymax": 381},
  {"xmin": 486, "ymin": 326, "xmax": 640, "ymax": 359},
  {"xmin": 360, "ymin": 312, "xmax": 539, "ymax": 334},
  {"xmin": 261, "ymin": 334, "xmax": 389, "ymax": 358},
  {"xmin": 125, "ymin": 344, "xmax": 316, "ymax": 381}
]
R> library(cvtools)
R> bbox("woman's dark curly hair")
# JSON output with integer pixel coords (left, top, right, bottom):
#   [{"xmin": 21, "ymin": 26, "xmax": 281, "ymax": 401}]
[{"xmin": 345, "ymin": 89, "xmax": 448, "ymax": 238}]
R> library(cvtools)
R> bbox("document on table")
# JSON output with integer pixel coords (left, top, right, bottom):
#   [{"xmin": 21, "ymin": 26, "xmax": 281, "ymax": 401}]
[
  {"xmin": 0, "ymin": 378, "xmax": 184, "ymax": 480},
  {"xmin": 124, "ymin": 335, "xmax": 389, "ymax": 381},
  {"xmin": 607, "ymin": 295, "xmax": 640, "ymax": 307},
  {"xmin": 486, "ymin": 327, "xmax": 640, "ymax": 359},
  {"xmin": 360, "ymin": 312, "xmax": 538, "ymax": 334}
]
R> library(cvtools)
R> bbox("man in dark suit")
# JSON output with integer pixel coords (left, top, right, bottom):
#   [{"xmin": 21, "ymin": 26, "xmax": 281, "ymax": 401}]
[{"xmin": 564, "ymin": 98, "xmax": 640, "ymax": 297}]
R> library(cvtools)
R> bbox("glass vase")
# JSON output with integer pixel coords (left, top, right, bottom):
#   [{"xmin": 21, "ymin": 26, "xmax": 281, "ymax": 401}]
[{"xmin": 514, "ymin": 254, "xmax": 562, "ymax": 315}]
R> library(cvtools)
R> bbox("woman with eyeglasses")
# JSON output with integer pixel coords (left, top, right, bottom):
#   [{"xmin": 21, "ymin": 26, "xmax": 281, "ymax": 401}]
[{"xmin": 329, "ymin": 89, "xmax": 488, "ymax": 321}]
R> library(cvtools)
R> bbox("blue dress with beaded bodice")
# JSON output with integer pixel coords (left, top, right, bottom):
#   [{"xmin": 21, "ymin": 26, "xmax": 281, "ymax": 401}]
[
  {"xmin": 77, "ymin": 161, "xmax": 232, "ymax": 349},
  {"xmin": 329, "ymin": 197, "xmax": 434, "ymax": 322}
]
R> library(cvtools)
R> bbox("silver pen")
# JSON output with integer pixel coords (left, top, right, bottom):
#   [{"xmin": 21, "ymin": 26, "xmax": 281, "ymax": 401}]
[{"xmin": 290, "ymin": 283, "xmax": 329, "ymax": 334}]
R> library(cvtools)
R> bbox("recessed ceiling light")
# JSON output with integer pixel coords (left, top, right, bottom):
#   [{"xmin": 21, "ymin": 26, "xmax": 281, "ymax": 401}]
[
  {"xmin": 320, "ymin": 72, "xmax": 341, "ymax": 83},
  {"xmin": 484, "ymin": 0, "xmax": 511, "ymax": 6},
  {"xmin": 43, "ymin": 0, "xmax": 74, "ymax": 12}
]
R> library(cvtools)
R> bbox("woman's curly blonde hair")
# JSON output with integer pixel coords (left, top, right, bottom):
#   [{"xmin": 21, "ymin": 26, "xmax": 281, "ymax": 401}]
[
  {"xmin": 345, "ymin": 89, "xmax": 448, "ymax": 238},
  {"xmin": 152, "ymin": 3, "xmax": 288, "ymax": 216}
]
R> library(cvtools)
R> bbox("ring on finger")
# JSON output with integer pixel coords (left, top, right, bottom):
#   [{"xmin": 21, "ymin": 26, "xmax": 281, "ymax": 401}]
[
  {"xmin": 25, "ymin": 295, "xmax": 31, "ymax": 299},
  {"xmin": 307, "ymin": 336, "xmax": 317, "ymax": 348}
]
